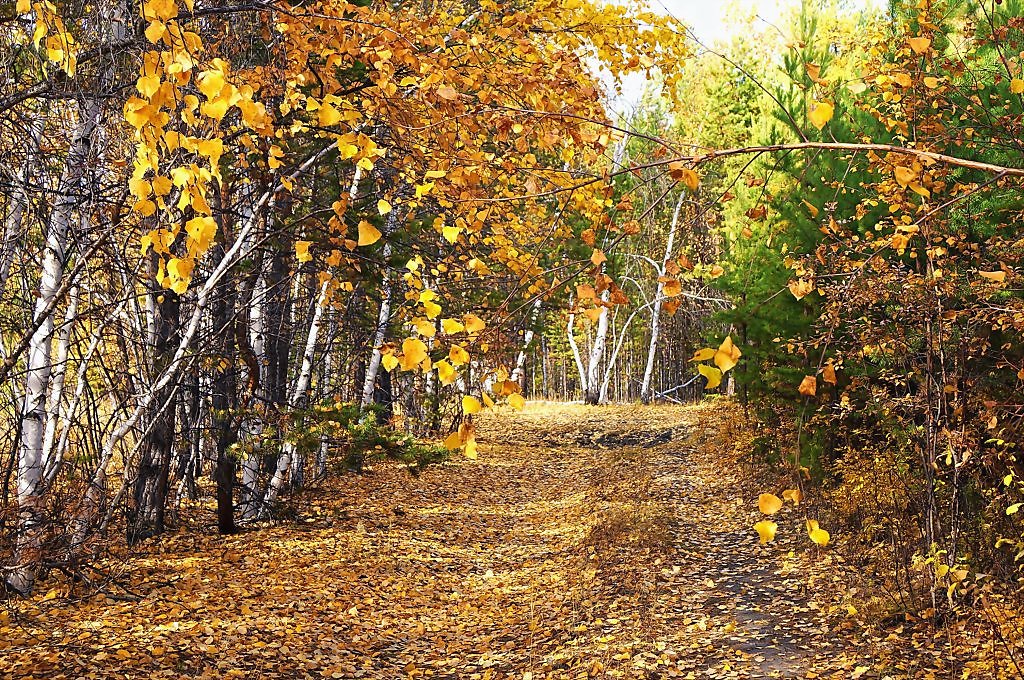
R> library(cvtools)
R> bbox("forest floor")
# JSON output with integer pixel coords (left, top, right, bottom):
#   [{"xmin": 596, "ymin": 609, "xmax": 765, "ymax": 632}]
[{"xmin": 0, "ymin": 402, "xmax": 983, "ymax": 678}]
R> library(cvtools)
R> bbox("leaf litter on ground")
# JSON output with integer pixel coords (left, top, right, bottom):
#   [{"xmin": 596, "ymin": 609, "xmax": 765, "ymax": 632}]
[{"xmin": 0, "ymin": 402, "xmax": 995, "ymax": 678}]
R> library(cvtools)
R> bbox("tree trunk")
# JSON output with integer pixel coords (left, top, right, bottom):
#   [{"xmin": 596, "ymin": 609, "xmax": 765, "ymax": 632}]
[
  {"xmin": 641, "ymin": 193, "xmax": 685, "ymax": 403},
  {"xmin": 129, "ymin": 252, "xmax": 182, "ymax": 543},
  {"xmin": 584, "ymin": 289, "xmax": 611, "ymax": 405},
  {"xmin": 9, "ymin": 95, "xmax": 104, "ymax": 594},
  {"xmin": 511, "ymin": 299, "xmax": 541, "ymax": 389},
  {"xmin": 566, "ymin": 295, "xmax": 587, "ymax": 399}
]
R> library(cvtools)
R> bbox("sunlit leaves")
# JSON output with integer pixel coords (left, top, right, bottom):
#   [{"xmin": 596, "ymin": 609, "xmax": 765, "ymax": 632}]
[
  {"xmin": 697, "ymin": 364, "xmax": 721, "ymax": 390},
  {"xmin": 399, "ymin": 338, "xmax": 428, "ymax": 371},
  {"xmin": 441, "ymin": 318, "xmax": 465, "ymax": 335},
  {"xmin": 754, "ymin": 520, "xmax": 778, "ymax": 544},
  {"xmin": 668, "ymin": 162, "xmax": 700, "ymax": 192},
  {"xmin": 377, "ymin": 199, "xmax": 392, "ymax": 216},
  {"xmin": 462, "ymin": 396, "xmax": 482, "ymax": 414},
  {"xmin": 358, "ymin": 221, "xmax": 382, "ymax": 247},
  {"xmin": 713, "ymin": 336, "xmax": 742, "ymax": 373},
  {"xmin": 893, "ymin": 166, "xmax": 917, "ymax": 187},
  {"xmin": 295, "ymin": 240, "xmax": 312, "ymax": 263},
  {"xmin": 808, "ymin": 101, "xmax": 834, "ymax": 130},
  {"xmin": 782, "ymin": 489, "xmax": 802, "ymax": 506},
  {"xmin": 1012, "ymin": 79, "xmax": 1024, "ymax": 94},
  {"xmin": 806, "ymin": 520, "xmax": 830, "ymax": 546},
  {"xmin": 907, "ymin": 36, "xmax": 931, "ymax": 54},
  {"xmin": 758, "ymin": 493, "xmax": 783, "ymax": 515},
  {"xmin": 798, "ymin": 375, "xmax": 817, "ymax": 397}
]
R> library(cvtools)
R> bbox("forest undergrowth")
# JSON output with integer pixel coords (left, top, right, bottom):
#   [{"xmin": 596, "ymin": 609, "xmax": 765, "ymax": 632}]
[{"xmin": 3, "ymin": 402, "xmax": 1020, "ymax": 679}]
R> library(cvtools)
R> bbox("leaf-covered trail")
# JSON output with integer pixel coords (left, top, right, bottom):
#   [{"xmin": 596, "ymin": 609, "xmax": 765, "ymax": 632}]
[{"xmin": 5, "ymin": 403, "xmax": 903, "ymax": 678}]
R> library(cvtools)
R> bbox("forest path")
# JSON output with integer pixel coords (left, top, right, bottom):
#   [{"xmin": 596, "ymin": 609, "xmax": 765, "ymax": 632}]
[{"xmin": 4, "ymin": 402, "xmax": 875, "ymax": 679}]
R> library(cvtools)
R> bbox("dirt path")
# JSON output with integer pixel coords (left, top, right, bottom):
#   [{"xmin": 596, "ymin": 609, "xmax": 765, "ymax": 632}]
[{"xmin": 3, "ymin": 403, "xmax": 877, "ymax": 679}]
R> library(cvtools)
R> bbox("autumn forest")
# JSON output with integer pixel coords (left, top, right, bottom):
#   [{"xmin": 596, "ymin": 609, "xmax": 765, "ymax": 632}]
[{"xmin": 2, "ymin": 0, "xmax": 1024, "ymax": 676}]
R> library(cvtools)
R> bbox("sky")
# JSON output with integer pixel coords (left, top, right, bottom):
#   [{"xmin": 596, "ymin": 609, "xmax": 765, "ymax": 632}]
[
  {"xmin": 650, "ymin": 0, "xmax": 795, "ymax": 45},
  {"xmin": 608, "ymin": 0, "xmax": 882, "ymax": 112}
]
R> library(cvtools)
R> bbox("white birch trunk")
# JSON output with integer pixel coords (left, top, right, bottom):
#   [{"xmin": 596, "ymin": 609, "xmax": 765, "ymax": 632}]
[
  {"xmin": 71, "ymin": 149, "xmax": 333, "ymax": 547},
  {"xmin": 584, "ymin": 289, "xmax": 611, "ymax": 405},
  {"xmin": 510, "ymin": 298, "xmax": 541, "ymax": 388},
  {"xmin": 359, "ymin": 243, "xmax": 393, "ymax": 412},
  {"xmin": 0, "ymin": 119, "xmax": 42, "ymax": 300},
  {"xmin": 641, "ymin": 193, "xmax": 685, "ymax": 403},
  {"xmin": 264, "ymin": 281, "xmax": 329, "ymax": 496},
  {"xmin": 40, "ymin": 285, "xmax": 78, "ymax": 469},
  {"xmin": 600, "ymin": 300, "xmax": 654, "ymax": 403},
  {"xmin": 9, "ymin": 96, "xmax": 103, "ymax": 594},
  {"xmin": 566, "ymin": 294, "xmax": 587, "ymax": 398}
]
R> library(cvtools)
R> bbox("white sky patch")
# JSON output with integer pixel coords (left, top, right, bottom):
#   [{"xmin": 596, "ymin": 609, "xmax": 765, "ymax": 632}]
[{"xmin": 605, "ymin": 0, "xmax": 882, "ymax": 115}]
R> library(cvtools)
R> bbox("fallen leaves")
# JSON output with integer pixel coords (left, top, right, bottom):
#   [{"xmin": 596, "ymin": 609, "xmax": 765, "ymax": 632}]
[{"xmin": 0, "ymin": 403, "xmax": 972, "ymax": 678}]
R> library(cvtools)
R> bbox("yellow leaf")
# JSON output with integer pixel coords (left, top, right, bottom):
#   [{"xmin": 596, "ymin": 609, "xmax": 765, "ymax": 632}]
[
  {"xmin": 754, "ymin": 520, "xmax": 778, "ymax": 544},
  {"xmin": 1012, "ymin": 79, "xmax": 1024, "ymax": 94},
  {"xmin": 798, "ymin": 375, "xmax": 817, "ymax": 397},
  {"xmin": 713, "ymin": 336, "xmax": 741, "ymax": 373},
  {"xmin": 425, "ymin": 170, "xmax": 446, "ymax": 179},
  {"xmin": 152, "ymin": 175, "xmax": 172, "ymax": 196},
  {"xmin": 449, "ymin": 344, "xmax": 470, "ymax": 366},
  {"xmin": 134, "ymin": 199, "xmax": 157, "ymax": 217},
  {"xmin": 802, "ymin": 199, "xmax": 819, "ymax": 218},
  {"xmin": 442, "ymin": 318, "xmax": 465, "ymax": 335},
  {"xmin": 463, "ymin": 313, "xmax": 486, "ymax": 334},
  {"xmin": 423, "ymin": 300, "xmax": 441, "ymax": 319},
  {"xmin": 318, "ymin": 103, "xmax": 342, "ymax": 127},
  {"xmin": 184, "ymin": 216, "xmax": 216, "ymax": 252},
  {"xmin": 145, "ymin": 20, "xmax": 166, "ymax": 43},
  {"xmin": 690, "ymin": 348, "xmax": 715, "ymax": 362},
  {"xmin": 808, "ymin": 101, "xmax": 834, "ymax": 130},
  {"xmin": 806, "ymin": 520, "xmax": 831, "ymax": 546},
  {"xmin": 923, "ymin": 76, "xmax": 939, "ymax": 89},
  {"xmin": 788, "ymin": 278, "xmax": 814, "ymax": 300},
  {"xmin": 507, "ymin": 393, "xmax": 525, "ymax": 410},
  {"xmin": 660, "ymin": 277, "xmax": 682, "ymax": 297},
  {"xmin": 442, "ymin": 226, "xmax": 461, "ymax": 243},
  {"xmin": 482, "ymin": 392, "xmax": 495, "ymax": 408},
  {"xmin": 358, "ymin": 220, "xmax": 382, "ymax": 246},
  {"xmin": 295, "ymin": 240, "xmax": 312, "ymax": 263},
  {"xmin": 822, "ymin": 362, "xmax": 837, "ymax": 385},
  {"xmin": 979, "ymin": 270, "xmax": 1006, "ymax": 282},
  {"xmin": 462, "ymin": 396, "xmax": 482, "ymax": 414},
  {"xmin": 908, "ymin": 36, "xmax": 931, "ymax": 54},
  {"xmin": 895, "ymin": 164, "xmax": 916, "ymax": 188},
  {"xmin": 708, "ymin": 265, "xmax": 725, "ymax": 279},
  {"xmin": 399, "ymin": 337, "xmax": 428, "ymax": 371},
  {"xmin": 591, "ymin": 250, "xmax": 607, "ymax": 266},
  {"xmin": 697, "ymin": 364, "xmax": 721, "ymax": 390},
  {"xmin": 129, "ymin": 177, "xmax": 152, "ymax": 199},
  {"xmin": 377, "ymin": 199, "xmax": 392, "ymax": 216},
  {"xmin": 782, "ymin": 489, "xmax": 802, "ymax": 506},
  {"xmin": 436, "ymin": 85, "xmax": 459, "ymax": 100},
  {"xmin": 16, "ymin": 0, "xmax": 30, "ymax": 13},
  {"xmin": 436, "ymin": 359, "xmax": 457, "ymax": 385},
  {"xmin": 464, "ymin": 436, "xmax": 478, "ymax": 459},
  {"xmin": 198, "ymin": 70, "xmax": 226, "ymax": 101},
  {"xmin": 414, "ymin": 319, "xmax": 436, "ymax": 337},
  {"xmin": 758, "ymin": 493, "xmax": 783, "ymax": 515},
  {"xmin": 443, "ymin": 431, "xmax": 462, "ymax": 451},
  {"xmin": 381, "ymin": 353, "xmax": 399, "ymax": 372},
  {"xmin": 680, "ymin": 167, "xmax": 699, "ymax": 192}
]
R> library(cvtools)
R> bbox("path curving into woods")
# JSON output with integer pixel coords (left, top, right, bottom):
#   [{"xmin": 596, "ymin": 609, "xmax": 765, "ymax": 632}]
[{"xmin": 4, "ymin": 404, "xmax": 915, "ymax": 678}]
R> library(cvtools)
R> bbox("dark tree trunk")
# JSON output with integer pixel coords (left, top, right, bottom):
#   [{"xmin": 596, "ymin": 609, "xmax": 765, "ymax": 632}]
[{"xmin": 129, "ymin": 253, "xmax": 181, "ymax": 543}]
